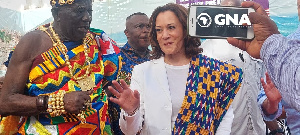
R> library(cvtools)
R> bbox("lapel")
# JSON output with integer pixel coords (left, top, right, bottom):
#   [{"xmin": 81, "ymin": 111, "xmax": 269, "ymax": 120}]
[{"xmin": 152, "ymin": 57, "xmax": 171, "ymax": 102}]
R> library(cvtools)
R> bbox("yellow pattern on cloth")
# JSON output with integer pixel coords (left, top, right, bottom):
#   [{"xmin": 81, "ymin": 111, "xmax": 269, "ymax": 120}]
[
  {"xmin": 173, "ymin": 54, "xmax": 243, "ymax": 135},
  {"xmin": 0, "ymin": 116, "xmax": 19, "ymax": 135}
]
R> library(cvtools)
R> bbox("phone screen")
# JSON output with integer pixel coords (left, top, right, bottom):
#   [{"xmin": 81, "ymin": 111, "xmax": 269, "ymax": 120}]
[{"xmin": 190, "ymin": 6, "xmax": 254, "ymax": 39}]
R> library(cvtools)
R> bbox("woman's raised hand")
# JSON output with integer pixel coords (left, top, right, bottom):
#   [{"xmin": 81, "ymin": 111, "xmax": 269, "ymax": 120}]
[{"xmin": 108, "ymin": 79, "xmax": 140, "ymax": 113}]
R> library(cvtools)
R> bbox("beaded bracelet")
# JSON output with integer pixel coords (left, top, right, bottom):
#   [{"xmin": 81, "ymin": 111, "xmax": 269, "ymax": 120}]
[{"xmin": 47, "ymin": 90, "xmax": 66, "ymax": 117}]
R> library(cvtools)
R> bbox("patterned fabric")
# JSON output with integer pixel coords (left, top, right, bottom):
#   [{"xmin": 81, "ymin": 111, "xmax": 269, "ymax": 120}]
[
  {"xmin": 3, "ymin": 48, "xmax": 14, "ymax": 67},
  {"xmin": 276, "ymin": 119, "xmax": 291, "ymax": 135},
  {"xmin": 0, "ymin": 116, "xmax": 19, "ymax": 135},
  {"xmin": 201, "ymin": 39, "xmax": 266, "ymax": 135},
  {"xmin": 172, "ymin": 54, "xmax": 243, "ymax": 135},
  {"xmin": 108, "ymin": 42, "xmax": 150, "ymax": 135},
  {"xmin": 119, "ymin": 42, "xmax": 150, "ymax": 84},
  {"xmin": 1, "ymin": 26, "xmax": 121, "ymax": 135}
]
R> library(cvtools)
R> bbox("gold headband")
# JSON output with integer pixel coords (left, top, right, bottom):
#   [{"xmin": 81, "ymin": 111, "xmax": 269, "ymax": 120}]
[{"xmin": 51, "ymin": 0, "xmax": 75, "ymax": 6}]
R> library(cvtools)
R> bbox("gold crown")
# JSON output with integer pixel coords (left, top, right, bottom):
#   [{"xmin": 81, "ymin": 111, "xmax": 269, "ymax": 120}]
[{"xmin": 51, "ymin": 0, "xmax": 75, "ymax": 6}]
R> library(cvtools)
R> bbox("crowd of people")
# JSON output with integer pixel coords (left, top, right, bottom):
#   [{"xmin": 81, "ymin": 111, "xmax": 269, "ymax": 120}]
[
  {"xmin": 0, "ymin": 0, "xmax": 299, "ymax": 134},
  {"xmin": 0, "ymin": 29, "xmax": 21, "ymax": 45}
]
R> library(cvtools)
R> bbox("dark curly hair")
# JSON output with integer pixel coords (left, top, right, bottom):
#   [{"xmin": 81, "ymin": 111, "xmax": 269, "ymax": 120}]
[{"xmin": 149, "ymin": 3, "xmax": 202, "ymax": 59}]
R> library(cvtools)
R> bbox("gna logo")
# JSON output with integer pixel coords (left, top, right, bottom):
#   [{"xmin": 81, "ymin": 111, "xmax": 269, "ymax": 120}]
[{"xmin": 197, "ymin": 13, "xmax": 251, "ymax": 27}]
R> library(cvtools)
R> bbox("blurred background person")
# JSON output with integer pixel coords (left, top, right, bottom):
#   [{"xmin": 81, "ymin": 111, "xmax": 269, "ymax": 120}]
[
  {"xmin": 109, "ymin": 12, "xmax": 151, "ymax": 135},
  {"xmin": 201, "ymin": 0, "xmax": 281, "ymax": 134},
  {"xmin": 227, "ymin": 1, "xmax": 300, "ymax": 112},
  {"xmin": 119, "ymin": 12, "xmax": 151, "ymax": 84}
]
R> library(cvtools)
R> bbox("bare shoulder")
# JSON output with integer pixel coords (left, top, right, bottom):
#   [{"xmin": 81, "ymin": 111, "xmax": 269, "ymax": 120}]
[
  {"xmin": 13, "ymin": 30, "xmax": 52, "ymax": 62},
  {"xmin": 3, "ymin": 29, "xmax": 53, "ymax": 93}
]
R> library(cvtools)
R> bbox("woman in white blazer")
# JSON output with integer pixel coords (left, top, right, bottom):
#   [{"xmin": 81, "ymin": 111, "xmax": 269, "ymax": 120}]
[{"xmin": 108, "ymin": 3, "xmax": 243, "ymax": 135}]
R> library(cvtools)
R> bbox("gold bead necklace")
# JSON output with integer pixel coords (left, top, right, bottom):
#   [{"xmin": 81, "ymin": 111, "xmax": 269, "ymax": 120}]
[
  {"xmin": 48, "ymin": 22, "xmax": 91, "ymax": 81},
  {"xmin": 47, "ymin": 23, "xmax": 95, "ymax": 124}
]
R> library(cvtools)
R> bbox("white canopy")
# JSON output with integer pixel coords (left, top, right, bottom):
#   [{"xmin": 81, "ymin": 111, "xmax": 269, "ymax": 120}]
[
  {"xmin": 0, "ymin": 0, "xmax": 298, "ymax": 74},
  {"xmin": 0, "ymin": 0, "xmax": 175, "ymax": 36},
  {"xmin": 0, "ymin": 0, "xmax": 298, "ymax": 35},
  {"xmin": 0, "ymin": 0, "xmax": 52, "ymax": 34}
]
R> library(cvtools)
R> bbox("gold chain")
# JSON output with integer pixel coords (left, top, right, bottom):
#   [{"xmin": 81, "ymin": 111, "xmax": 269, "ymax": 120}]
[
  {"xmin": 48, "ymin": 22, "xmax": 93, "ymax": 124},
  {"xmin": 49, "ymin": 22, "xmax": 91, "ymax": 81}
]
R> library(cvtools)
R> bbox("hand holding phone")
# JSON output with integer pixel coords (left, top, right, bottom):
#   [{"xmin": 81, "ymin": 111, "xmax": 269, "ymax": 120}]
[{"xmin": 188, "ymin": 5, "xmax": 255, "ymax": 39}]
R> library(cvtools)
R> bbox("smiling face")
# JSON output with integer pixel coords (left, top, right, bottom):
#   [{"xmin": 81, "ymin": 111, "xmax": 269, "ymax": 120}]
[
  {"xmin": 55, "ymin": 0, "xmax": 92, "ymax": 41},
  {"xmin": 125, "ymin": 14, "xmax": 150, "ymax": 50},
  {"xmin": 155, "ymin": 10, "xmax": 185, "ymax": 57}
]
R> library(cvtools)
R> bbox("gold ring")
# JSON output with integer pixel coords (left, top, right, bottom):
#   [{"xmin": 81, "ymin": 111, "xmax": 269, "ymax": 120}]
[{"xmin": 77, "ymin": 111, "xmax": 86, "ymax": 124}]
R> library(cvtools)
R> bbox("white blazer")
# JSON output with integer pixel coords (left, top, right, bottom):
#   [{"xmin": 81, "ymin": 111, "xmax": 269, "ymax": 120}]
[{"xmin": 119, "ymin": 57, "xmax": 233, "ymax": 135}]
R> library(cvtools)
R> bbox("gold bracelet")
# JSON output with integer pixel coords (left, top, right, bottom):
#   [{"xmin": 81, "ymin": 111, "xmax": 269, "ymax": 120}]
[
  {"xmin": 77, "ymin": 111, "xmax": 86, "ymax": 124},
  {"xmin": 47, "ymin": 90, "xmax": 66, "ymax": 117}
]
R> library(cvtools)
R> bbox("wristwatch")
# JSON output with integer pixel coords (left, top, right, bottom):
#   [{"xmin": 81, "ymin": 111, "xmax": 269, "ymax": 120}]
[{"xmin": 269, "ymin": 128, "xmax": 284, "ymax": 135}]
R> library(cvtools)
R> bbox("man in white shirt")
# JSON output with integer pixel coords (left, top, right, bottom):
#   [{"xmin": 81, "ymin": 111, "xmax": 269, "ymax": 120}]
[
  {"xmin": 202, "ymin": 39, "xmax": 266, "ymax": 135},
  {"xmin": 201, "ymin": 1, "xmax": 267, "ymax": 134}
]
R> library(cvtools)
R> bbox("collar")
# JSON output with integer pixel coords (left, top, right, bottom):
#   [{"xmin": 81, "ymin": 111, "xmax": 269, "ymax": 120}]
[{"xmin": 121, "ymin": 42, "xmax": 150, "ymax": 58}]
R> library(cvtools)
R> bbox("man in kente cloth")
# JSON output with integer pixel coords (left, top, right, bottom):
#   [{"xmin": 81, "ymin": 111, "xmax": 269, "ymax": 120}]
[{"xmin": 0, "ymin": 0, "xmax": 121, "ymax": 134}]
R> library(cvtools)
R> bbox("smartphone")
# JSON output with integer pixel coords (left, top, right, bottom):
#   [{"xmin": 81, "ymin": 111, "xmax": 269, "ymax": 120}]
[{"xmin": 188, "ymin": 5, "xmax": 255, "ymax": 39}]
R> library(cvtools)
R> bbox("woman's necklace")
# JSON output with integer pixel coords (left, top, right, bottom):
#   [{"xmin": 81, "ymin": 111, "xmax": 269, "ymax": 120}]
[{"xmin": 49, "ymin": 22, "xmax": 95, "ymax": 91}]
